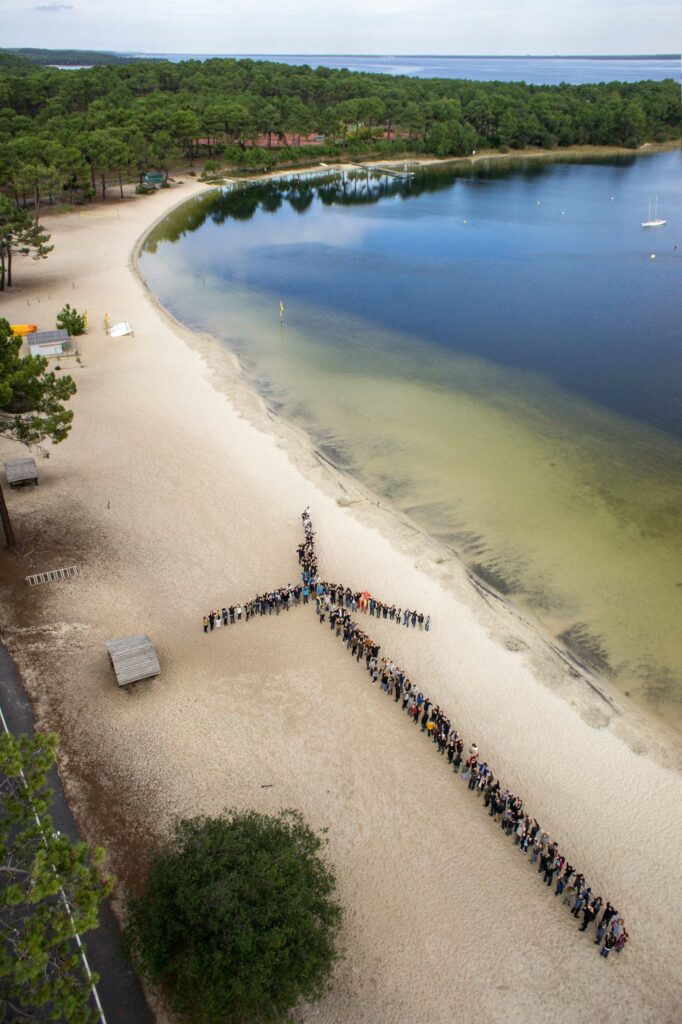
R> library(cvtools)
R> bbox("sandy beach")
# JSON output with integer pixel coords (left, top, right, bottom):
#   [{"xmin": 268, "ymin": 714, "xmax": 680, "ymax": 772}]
[{"xmin": 1, "ymin": 174, "xmax": 681, "ymax": 1023}]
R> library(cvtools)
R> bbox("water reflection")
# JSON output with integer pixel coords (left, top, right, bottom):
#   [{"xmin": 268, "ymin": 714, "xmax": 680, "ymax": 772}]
[{"xmin": 146, "ymin": 154, "xmax": 642, "ymax": 248}]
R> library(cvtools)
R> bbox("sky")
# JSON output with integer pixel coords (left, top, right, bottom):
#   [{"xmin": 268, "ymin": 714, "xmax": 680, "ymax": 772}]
[{"xmin": 2, "ymin": 0, "xmax": 680, "ymax": 55}]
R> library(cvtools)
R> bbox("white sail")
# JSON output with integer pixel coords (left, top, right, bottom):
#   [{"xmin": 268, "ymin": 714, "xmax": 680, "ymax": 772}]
[{"xmin": 642, "ymin": 194, "xmax": 666, "ymax": 228}]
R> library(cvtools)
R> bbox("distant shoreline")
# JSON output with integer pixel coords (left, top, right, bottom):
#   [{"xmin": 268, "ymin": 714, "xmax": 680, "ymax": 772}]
[
  {"xmin": 123, "ymin": 52, "xmax": 681, "ymax": 60},
  {"xmin": 210, "ymin": 139, "xmax": 680, "ymax": 186}
]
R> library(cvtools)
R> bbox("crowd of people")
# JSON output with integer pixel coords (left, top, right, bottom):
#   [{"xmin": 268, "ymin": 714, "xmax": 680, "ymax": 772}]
[
  {"xmin": 202, "ymin": 507, "xmax": 627, "ymax": 957},
  {"xmin": 201, "ymin": 508, "xmax": 431, "ymax": 635}
]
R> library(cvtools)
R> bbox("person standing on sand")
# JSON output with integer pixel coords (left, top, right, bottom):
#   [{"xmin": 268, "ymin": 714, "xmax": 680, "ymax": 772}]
[
  {"xmin": 425, "ymin": 615, "xmax": 431, "ymax": 631},
  {"xmin": 203, "ymin": 615, "xmax": 209, "ymax": 633},
  {"xmin": 591, "ymin": 896, "xmax": 603, "ymax": 923},
  {"xmin": 598, "ymin": 902, "xmax": 616, "ymax": 930},
  {"xmin": 572, "ymin": 886, "xmax": 591, "ymax": 918},
  {"xmin": 577, "ymin": 901, "xmax": 593, "ymax": 933}
]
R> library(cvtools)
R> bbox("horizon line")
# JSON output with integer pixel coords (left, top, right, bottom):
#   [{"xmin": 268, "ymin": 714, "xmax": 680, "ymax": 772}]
[
  {"xmin": 122, "ymin": 51, "xmax": 681, "ymax": 60},
  {"xmin": 7, "ymin": 47, "xmax": 679, "ymax": 60}
]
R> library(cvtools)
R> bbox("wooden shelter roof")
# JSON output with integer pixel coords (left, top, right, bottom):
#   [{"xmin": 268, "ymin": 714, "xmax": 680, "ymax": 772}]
[
  {"xmin": 4, "ymin": 457, "xmax": 38, "ymax": 484},
  {"xmin": 105, "ymin": 634, "xmax": 160, "ymax": 687}
]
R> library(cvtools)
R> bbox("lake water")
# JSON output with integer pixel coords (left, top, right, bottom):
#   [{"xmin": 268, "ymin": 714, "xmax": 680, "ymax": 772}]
[
  {"xmin": 128, "ymin": 53, "xmax": 681, "ymax": 85},
  {"xmin": 140, "ymin": 149, "xmax": 682, "ymax": 728}
]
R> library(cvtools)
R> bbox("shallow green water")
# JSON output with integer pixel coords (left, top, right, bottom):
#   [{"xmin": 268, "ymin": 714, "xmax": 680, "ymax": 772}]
[{"xmin": 140, "ymin": 154, "xmax": 682, "ymax": 728}]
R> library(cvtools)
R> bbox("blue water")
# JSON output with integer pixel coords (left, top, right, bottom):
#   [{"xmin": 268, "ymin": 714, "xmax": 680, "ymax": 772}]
[
  {"xmin": 140, "ymin": 150, "xmax": 682, "ymax": 724},
  {"xmin": 128, "ymin": 53, "xmax": 681, "ymax": 84},
  {"xmin": 147, "ymin": 150, "xmax": 682, "ymax": 437}
]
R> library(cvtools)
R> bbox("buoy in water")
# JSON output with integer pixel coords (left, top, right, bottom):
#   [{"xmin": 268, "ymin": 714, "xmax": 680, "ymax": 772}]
[{"xmin": 650, "ymin": 253, "xmax": 656, "ymax": 260}]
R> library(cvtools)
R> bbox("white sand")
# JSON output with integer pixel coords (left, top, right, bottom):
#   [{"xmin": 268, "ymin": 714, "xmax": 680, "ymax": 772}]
[{"xmin": 1, "ymin": 179, "xmax": 681, "ymax": 1024}]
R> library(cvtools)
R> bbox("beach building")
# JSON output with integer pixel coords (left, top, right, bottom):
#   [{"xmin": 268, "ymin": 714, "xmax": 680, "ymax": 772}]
[
  {"xmin": 28, "ymin": 329, "xmax": 70, "ymax": 358},
  {"xmin": 105, "ymin": 634, "xmax": 160, "ymax": 687},
  {"xmin": 4, "ymin": 457, "xmax": 38, "ymax": 488}
]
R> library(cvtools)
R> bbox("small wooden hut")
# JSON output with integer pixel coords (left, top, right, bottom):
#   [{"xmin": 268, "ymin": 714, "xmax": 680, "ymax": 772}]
[
  {"xmin": 4, "ymin": 457, "xmax": 38, "ymax": 488},
  {"xmin": 105, "ymin": 634, "xmax": 160, "ymax": 687}
]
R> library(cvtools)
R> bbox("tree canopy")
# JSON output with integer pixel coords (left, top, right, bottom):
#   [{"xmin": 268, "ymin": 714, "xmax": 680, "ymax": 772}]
[
  {"xmin": 124, "ymin": 809, "xmax": 342, "ymax": 1024},
  {"xmin": 0, "ymin": 318, "xmax": 75, "ymax": 447},
  {"xmin": 0, "ymin": 56, "xmax": 679, "ymax": 208},
  {"xmin": 0, "ymin": 731, "xmax": 112, "ymax": 1023},
  {"xmin": 0, "ymin": 317, "xmax": 76, "ymax": 548},
  {"xmin": 0, "ymin": 195, "xmax": 53, "ymax": 290}
]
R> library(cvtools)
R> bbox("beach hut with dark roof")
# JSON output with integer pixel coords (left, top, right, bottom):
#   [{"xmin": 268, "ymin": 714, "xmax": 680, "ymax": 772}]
[
  {"xmin": 28, "ymin": 329, "xmax": 69, "ymax": 358},
  {"xmin": 106, "ymin": 634, "xmax": 160, "ymax": 687},
  {"xmin": 4, "ymin": 457, "xmax": 38, "ymax": 487}
]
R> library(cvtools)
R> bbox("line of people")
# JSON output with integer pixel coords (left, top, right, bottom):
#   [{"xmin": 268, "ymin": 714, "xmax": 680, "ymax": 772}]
[
  {"xmin": 201, "ymin": 507, "xmax": 431, "ymax": 635},
  {"xmin": 301, "ymin": 509, "xmax": 627, "ymax": 959},
  {"xmin": 203, "ymin": 586, "xmax": 302, "ymax": 631},
  {"xmin": 200, "ymin": 507, "xmax": 626, "ymax": 956}
]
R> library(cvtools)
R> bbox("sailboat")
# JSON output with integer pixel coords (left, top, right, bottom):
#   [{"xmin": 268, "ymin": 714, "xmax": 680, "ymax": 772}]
[{"xmin": 642, "ymin": 195, "xmax": 666, "ymax": 228}]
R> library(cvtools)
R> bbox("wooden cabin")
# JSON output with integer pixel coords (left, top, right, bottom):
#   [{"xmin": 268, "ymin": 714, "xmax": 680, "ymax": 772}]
[
  {"xmin": 105, "ymin": 634, "xmax": 160, "ymax": 687},
  {"xmin": 4, "ymin": 457, "xmax": 38, "ymax": 488}
]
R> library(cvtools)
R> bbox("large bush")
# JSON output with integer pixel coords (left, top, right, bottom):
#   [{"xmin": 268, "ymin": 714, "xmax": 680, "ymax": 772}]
[
  {"xmin": 56, "ymin": 303, "xmax": 86, "ymax": 336},
  {"xmin": 124, "ymin": 810, "xmax": 342, "ymax": 1024}
]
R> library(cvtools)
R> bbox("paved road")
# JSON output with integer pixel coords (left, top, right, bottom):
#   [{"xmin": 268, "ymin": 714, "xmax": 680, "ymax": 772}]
[{"xmin": 0, "ymin": 642, "xmax": 154, "ymax": 1024}]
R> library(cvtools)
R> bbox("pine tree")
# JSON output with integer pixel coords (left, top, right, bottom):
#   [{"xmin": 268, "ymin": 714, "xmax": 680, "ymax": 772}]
[
  {"xmin": 0, "ymin": 196, "xmax": 53, "ymax": 291},
  {"xmin": 0, "ymin": 317, "xmax": 76, "ymax": 549},
  {"xmin": 0, "ymin": 731, "xmax": 112, "ymax": 1022}
]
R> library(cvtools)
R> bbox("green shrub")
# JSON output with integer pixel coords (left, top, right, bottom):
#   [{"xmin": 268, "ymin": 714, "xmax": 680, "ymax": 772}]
[
  {"xmin": 56, "ymin": 303, "xmax": 86, "ymax": 336},
  {"xmin": 125, "ymin": 810, "xmax": 342, "ymax": 1024}
]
